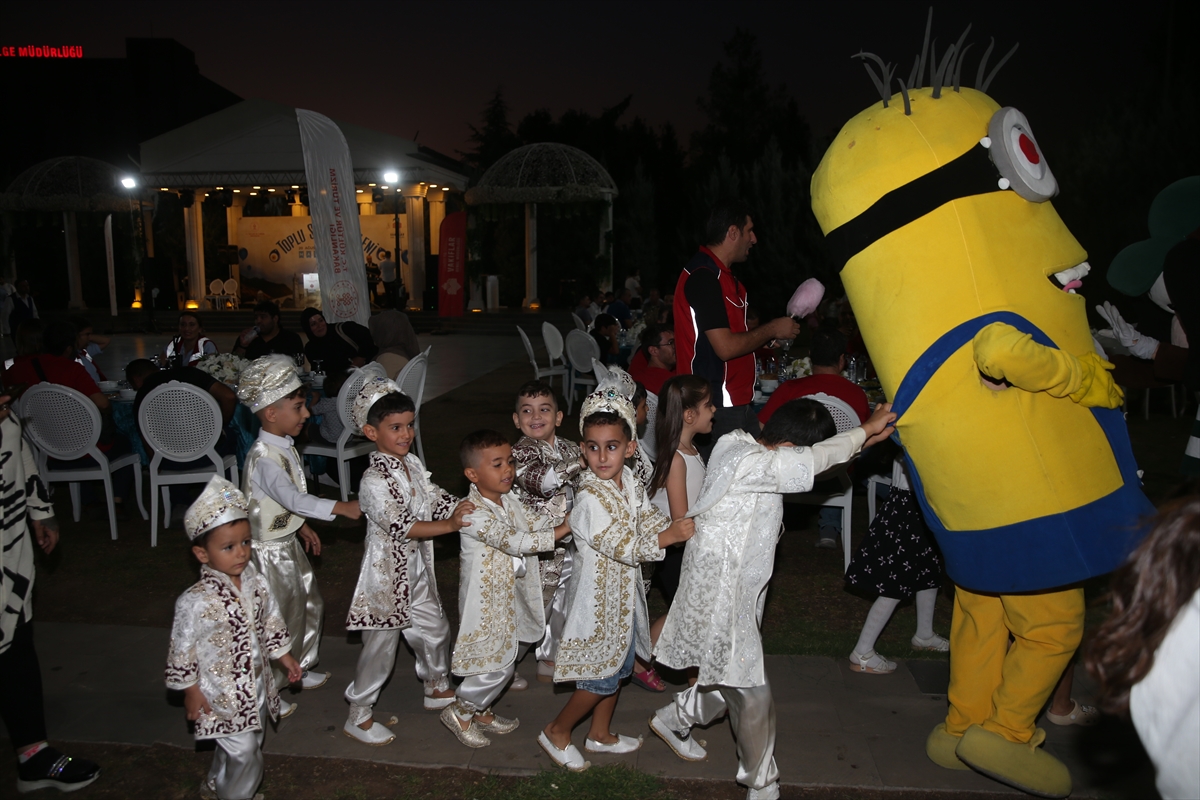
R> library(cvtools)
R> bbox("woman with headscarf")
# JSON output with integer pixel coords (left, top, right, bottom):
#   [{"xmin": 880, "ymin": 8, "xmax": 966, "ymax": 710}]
[
  {"xmin": 368, "ymin": 308, "xmax": 421, "ymax": 379},
  {"xmin": 299, "ymin": 307, "xmax": 375, "ymax": 376}
]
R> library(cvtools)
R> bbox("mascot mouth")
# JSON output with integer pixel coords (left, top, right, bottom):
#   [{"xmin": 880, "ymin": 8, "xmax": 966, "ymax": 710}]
[{"xmin": 1049, "ymin": 262, "xmax": 1090, "ymax": 294}]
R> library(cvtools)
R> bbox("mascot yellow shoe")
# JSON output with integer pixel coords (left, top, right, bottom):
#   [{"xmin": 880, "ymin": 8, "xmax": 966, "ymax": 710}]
[{"xmin": 811, "ymin": 13, "xmax": 1153, "ymax": 798}]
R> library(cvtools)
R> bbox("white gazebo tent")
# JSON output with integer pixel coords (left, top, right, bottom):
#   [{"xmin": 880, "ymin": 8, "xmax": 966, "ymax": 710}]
[
  {"xmin": 139, "ymin": 98, "xmax": 468, "ymax": 308},
  {"xmin": 465, "ymin": 143, "xmax": 618, "ymax": 308}
]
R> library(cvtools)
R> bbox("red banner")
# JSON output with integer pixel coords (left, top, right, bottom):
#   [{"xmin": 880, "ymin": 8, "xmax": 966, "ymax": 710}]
[{"xmin": 438, "ymin": 211, "xmax": 467, "ymax": 317}]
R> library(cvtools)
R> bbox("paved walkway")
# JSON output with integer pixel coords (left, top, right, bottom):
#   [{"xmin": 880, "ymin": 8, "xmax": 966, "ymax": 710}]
[{"xmin": 11, "ymin": 621, "xmax": 1154, "ymax": 797}]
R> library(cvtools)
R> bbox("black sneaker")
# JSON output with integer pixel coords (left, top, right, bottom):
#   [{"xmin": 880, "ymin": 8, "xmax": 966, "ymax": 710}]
[{"xmin": 16, "ymin": 747, "xmax": 100, "ymax": 793}]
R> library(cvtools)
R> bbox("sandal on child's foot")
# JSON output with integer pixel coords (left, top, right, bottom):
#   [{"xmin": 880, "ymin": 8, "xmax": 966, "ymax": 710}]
[
  {"xmin": 538, "ymin": 732, "xmax": 590, "ymax": 771},
  {"xmin": 585, "ymin": 733, "xmax": 643, "ymax": 754},
  {"xmin": 630, "ymin": 667, "xmax": 666, "ymax": 692},
  {"xmin": 1046, "ymin": 699, "xmax": 1101, "ymax": 727},
  {"xmin": 849, "ymin": 649, "xmax": 896, "ymax": 674},
  {"xmin": 911, "ymin": 634, "xmax": 950, "ymax": 652},
  {"xmin": 440, "ymin": 707, "xmax": 492, "ymax": 748}
]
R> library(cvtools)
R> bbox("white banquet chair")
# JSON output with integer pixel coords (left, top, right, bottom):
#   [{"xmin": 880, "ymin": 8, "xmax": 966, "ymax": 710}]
[
  {"xmin": 542, "ymin": 322, "xmax": 569, "ymax": 374},
  {"xmin": 518, "ymin": 325, "xmax": 568, "ymax": 388},
  {"xmin": 396, "ymin": 346, "xmax": 431, "ymax": 464},
  {"xmin": 787, "ymin": 392, "xmax": 861, "ymax": 573},
  {"xmin": 20, "ymin": 383, "xmax": 147, "ymax": 541},
  {"xmin": 564, "ymin": 329, "xmax": 602, "ymax": 414},
  {"xmin": 571, "ymin": 313, "xmax": 588, "ymax": 332},
  {"xmin": 139, "ymin": 381, "xmax": 238, "ymax": 547},
  {"xmin": 300, "ymin": 366, "xmax": 375, "ymax": 502}
]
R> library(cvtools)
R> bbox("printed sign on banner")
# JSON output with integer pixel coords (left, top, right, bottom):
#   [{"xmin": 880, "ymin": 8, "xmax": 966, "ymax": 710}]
[
  {"xmin": 438, "ymin": 211, "xmax": 467, "ymax": 317},
  {"xmin": 237, "ymin": 216, "xmax": 404, "ymax": 309},
  {"xmin": 296, "ymin": 109, "xmax": 371, "ymax": 326}
]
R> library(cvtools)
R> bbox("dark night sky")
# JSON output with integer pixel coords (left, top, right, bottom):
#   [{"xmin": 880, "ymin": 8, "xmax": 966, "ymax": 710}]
[{"xmin": 4, "ymin": 1, "xmax": 1168, "ymax": 160}]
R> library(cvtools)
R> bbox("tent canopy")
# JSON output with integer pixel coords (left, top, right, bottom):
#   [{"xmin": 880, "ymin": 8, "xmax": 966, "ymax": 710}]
[{"xmin": 139, "ymin": 98, "xmax": 466, "ymax": 189}]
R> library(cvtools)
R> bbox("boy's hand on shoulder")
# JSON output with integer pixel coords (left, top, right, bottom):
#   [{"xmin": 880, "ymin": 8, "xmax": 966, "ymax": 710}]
[
  {"xmin": 333, "ymin": 500, "xmax": 362, "ymax": 520},
  {"xmin": 297, "ymin": 524, "xmax": 322, "ymax": 556},
  {"xmin": 553, "ymin": 521, "xmax": 571, "ymax": 541},
  {"xmin": 860, "ymin": 403, "xmax": 897, "ymax": 448},
  {"xmin": 659, "ymin": 517, "xmax": 695, "ymax": 548},
  {"xmin": 448, "ymin": 500, "xmax": 476, "ymax": 530},
  {"xmin": 278, "ymin": 653, "xmax": 303, "ymax": 684},
  {"xmin": 183, "ymin": 684, "xmax": 212, "ymax": 721}
]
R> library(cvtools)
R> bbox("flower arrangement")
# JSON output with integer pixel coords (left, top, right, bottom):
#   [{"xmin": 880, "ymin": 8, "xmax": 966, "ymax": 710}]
[
  {"xmin": 195, "ymin": 353, "xmax": 250, "ymax": 385},
  {"xmin": 786, "ymin": 357, "xmax": 813, "ymax": 380}
]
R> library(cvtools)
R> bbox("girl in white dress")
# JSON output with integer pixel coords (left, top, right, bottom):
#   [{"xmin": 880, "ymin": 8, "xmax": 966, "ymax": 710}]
[{"xmin": 631, "ymin": 375, "xmax": 715, "ymax": 692}]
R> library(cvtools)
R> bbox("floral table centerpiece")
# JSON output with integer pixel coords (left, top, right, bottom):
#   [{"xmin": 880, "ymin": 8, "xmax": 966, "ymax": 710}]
[{"xmin": 195, "ymin": 353, "xmax": 250, "ymax": 386}]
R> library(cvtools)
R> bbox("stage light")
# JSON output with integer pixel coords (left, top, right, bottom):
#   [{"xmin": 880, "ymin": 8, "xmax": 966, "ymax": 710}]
[
  {"xmin": 383, "ymin": 171, "xmax": 399, "ymax": 183},
  {"xmin": 121, "ymin": 177, "xmax": 136, "ymax": 189}
]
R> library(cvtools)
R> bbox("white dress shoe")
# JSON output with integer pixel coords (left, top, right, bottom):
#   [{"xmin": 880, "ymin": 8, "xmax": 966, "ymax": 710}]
[
  {"xmin": 649, "ymin": 712, "xmax": 707, "ymax": 761},
  {"xmin": 343, "ymin": 718, "xmax": 396, "ymax": 746},
  {"xmin": 300, "ymin": 670, "xmax": 330, "ymax": 689},
  {"xmin": 585, "ymin": 733, "xmax": 643, "ymax": 754},
  {"xmin": 509, "ymin": 673, "xmax": 529, "ymax": 691},
  {"xmin": 278, "ymin": 700, "xmax": 297, "ymax": 719}
]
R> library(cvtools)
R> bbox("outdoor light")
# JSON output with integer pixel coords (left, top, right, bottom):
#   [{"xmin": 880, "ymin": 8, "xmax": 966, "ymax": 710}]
[
  {"xmin": 383, "ymin": 171, "xmax": 399, "ymax": 183},
  {"xmin": 233, "ymin": 189, "xmax": 241, "ymax": 193},
  {"xmin": 121, "ymin": 177, "xmax": 136, "ymax": 189},
  {"xmin": 430, "ymin": 184, "xmax": 438, "ymax": 188},
  {"xmin": 380, "ymin": 185, "xmax": 389, "ymax": 190},
  {"xmin": 185, "ymin": 300, "xmax": 200, "ymax": 309},
  {"xmin": 160, "ymin": 187, "xmax": 168, "ymax": 191},
  {"xmin": 356, "ymin": 189, "xmax": 364, "ymax": 193},
  {"xmin": 253, "ymin": 185, "xmax": 261, "ymax": 189},
  {"xmin": 268, "ymin": 188, "xmax": 276, "ymax": 192},
  {"xmin": 291, "ymin": 185, "xmax": 299, "ymax": 189},
  {"xmin": 131, "ymin": 300, "xmax": 143, "ymax": 309},
  {"xmin": 368, "ymin": 182, "xmax": 377, "ymax": 187},
  {"xmin": 216, "ymin": 186, "xmax": 224, "ymax": 190},
  {"xmin": 249, "ymin": 192, "xmax": 258, "ymax": 196}
]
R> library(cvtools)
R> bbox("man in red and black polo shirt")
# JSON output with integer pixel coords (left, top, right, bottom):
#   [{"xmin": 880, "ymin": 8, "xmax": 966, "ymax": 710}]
[{"xmin": 674, "ymin": 201, "xmax": 801, "ymax": 444}]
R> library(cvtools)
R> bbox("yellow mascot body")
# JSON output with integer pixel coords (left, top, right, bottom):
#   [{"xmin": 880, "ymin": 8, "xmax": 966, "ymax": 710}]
[{"xmin": 812, "ymin": 84, "xmax": 1153, "ymax": 797}]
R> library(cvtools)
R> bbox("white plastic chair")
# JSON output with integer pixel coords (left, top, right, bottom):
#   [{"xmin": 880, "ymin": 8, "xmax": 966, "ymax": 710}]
[
  {"xmin": 571, "ymin": 313, "xmax": 587, "ymax": 332},
  {"xmin": 517, "ymin": 325, "xmax": 568, "ymax": 389},
  {"xmin": 139, "ymin": 381, "xmax": 239, "ymax": 547},
  {"xmin": 788, "ymin": 392, "xmax": 860, "ymax": 573},
  {"xmin": 564, "ymin": 329, "xmax": 601, "ymax": 414},
  {"xmin": 542, "ymin": 322, "xmax": 569, "ymax": 372},
  {"xmin": 223, "ymin": 278, "xmax": 240, "ymax": 309},
  {"xmin": 396, "ymin": 346, "xmax": 431, "ymax": 464},
  {"xmin": 300, "ymin": 366, "xmax": 375, "ymax": 502},
  {"xmin": 20, "ymin": 383, "xmax": 147, "ymax": 540}
]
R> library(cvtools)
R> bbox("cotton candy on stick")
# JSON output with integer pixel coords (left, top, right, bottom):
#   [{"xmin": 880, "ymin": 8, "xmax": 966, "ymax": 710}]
[{"xmin": 787, "ymin": 278, "xmax": 825, "ymax": 320}]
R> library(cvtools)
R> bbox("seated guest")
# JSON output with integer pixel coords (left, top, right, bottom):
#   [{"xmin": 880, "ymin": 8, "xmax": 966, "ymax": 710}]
[
  {"xmin": 232, "ymin": 301, "xmax": 305, "ymax": 361},
  {"xmin": 606, "ymin": 289, "xmax": 634, "ymax": 329},
  {"xmin": 126, "ymin": 359, "xmax": 237, "ymax": 430},
  {"xmin": 3, "ymin": 318, "xmax": 110, "ymax": 415},
  {"xmin": 641, "ymin": 289, "xmax": 665, "ymax": 327},
  {"xmin": 72, "ymin": 316, "xmax": 111, "ymax": 383},
  {"xmin": 757, "ymin": 327, "xmax": 870, "ymax": 550},
  {"xmin": 591, "ymin": 313, "xmax": 624, "ymax": 367},
  {"xmin": 629, "ymin": 324, "xmax": 676, "ymax": 395},
  {"xmin": 3, "ymin": 318, "xmax": 133, "ymax": 510},
  {"xmin": 574, "ymin": 294, "xmax": 594, "ymax": 325},
  {"xmin": 14, "ymin": 318, "xmax": 43, "ymax": 357},
  {"xmin": 300, "ymin": 307, "xmax": 375, "ymax": 376},
  {"xmin": 162, "ymin": 311, "xmax": 217, "ymax": 367},
  {"xmin": 368, "ymin": 308, "xmax": 421, "ymax": 379}
]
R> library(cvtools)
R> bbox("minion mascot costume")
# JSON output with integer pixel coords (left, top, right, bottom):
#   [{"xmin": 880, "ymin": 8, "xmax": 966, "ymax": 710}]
[{"xmin": 810, "ymin": 13, "xmax": 1154, "ymax": 798}]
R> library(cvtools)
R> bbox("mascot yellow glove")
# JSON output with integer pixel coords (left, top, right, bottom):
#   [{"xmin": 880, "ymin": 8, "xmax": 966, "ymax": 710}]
[{"xmin": 973, "ymin": 322, "xmax": 1123, "ymax": 408}]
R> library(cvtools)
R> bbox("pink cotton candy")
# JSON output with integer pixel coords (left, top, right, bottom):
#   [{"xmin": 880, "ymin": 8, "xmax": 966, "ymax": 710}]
[{"xmin": 787, "ymin": 278, "xmax": 825, "ymax": 318}]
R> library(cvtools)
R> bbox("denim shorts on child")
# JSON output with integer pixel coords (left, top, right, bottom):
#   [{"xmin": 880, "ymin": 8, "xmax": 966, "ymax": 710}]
[{"xmin": 576, "ymin": 629, "xmax": 637, "ymax": 696}]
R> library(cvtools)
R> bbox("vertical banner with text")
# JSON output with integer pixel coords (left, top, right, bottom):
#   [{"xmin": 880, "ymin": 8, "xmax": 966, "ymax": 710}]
[
  {"xmin": 438, "ymin": 211, "xmax": 467, "ymax": 317},
  {"xmin": 296, "ymin": 109, "xmax": 370, "ymax": 326}
]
